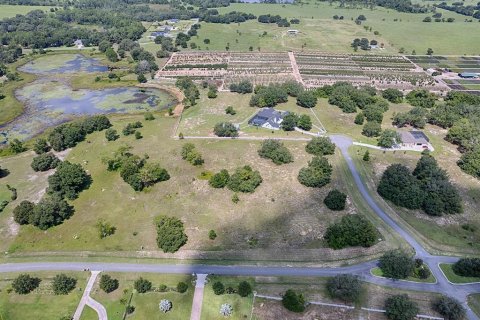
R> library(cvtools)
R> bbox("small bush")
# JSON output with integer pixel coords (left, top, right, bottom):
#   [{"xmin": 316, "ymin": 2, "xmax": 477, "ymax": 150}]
[
  {"xmin": 99, "ymin": 274, "xmax": 119, "ymax": 293},
  {"xmin": 177, "ymin": 282, "xmax": 188, "ymax": 293},
  {"xmin": 282, "ymin": 289, "xmax": 305, "ymax": 313},
  {"xmin": 237, "ymin": 281, "xmax": 252, "ymax": 297},
  {"xmin": 326, "ymin": 274, "xmax": 362, "ymax": 303},
  {"xmin": 227, "ymin": 166, "xmax": 262, "ymax": 193},
  {"xmin": 12, "ymin": 274, "xmax": 41, "ymax": 294},
  {"xmin": 258, "ymin": 139, "xmax": 293, "ymax": 165},
  {"xmin": 134, "ymin": 277, "xmax": 152, "ymax": 293},
  {"xmin": 324, "ymin": 189, "xmax": 347, "ymax": 211},
  {"xmin": 105, "ymin": 128, "xmax": 119, "ymax": 141},
  {"xmin": 433, "ymin": 296, "xmax": 466, "ymax": 320},
  {"xmin": 209, "ymin": 230, "xmax": 217, "ymax": 240},
  {"xmin": 155, "ymin": 215, "xmax": 188, "ymax": 253},
  {"xmin": 214, "ymin": 122, "xmax": 238, "ymax": 137},
  {"xmin": 52, "ymin": 274, "xmax": 77, "ymax": 295},
  {"xmin": 212, "ymin": 281, "xmax": 225, "ymax": 295},
  {"xmin": 209, "ymin": 169, "xmax": 230, "ymax": 188},
  {"xmin": 298, "ymin": 156, "xmax": 332, "ymax": 188},
  {"xmin": 385, "ymin": 294, "xmax": 418, "ymax": 320},
  {"xmin": 324, "ymin": 215, "xmax": 378, "ymax": 249},
  {"xmin": 379, "ymin": 250, "xmax": 414, "ymax": 279},
  {"xmin": 31, "ymin": 153, "xmax": 61, "ymax": 172},
  {"xmin": 144, "ymin": 112, "xmax": 155, "ymax": 121},
  {"xmin": 305, "ymin": 137, "xmax": 335, "ymax": 156}
]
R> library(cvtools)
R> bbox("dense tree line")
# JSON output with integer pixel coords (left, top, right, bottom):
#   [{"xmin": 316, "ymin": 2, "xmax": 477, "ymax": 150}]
[
  {"xmin": 176, "ymin": 77, "xmax": 200, "ymax": 107},
  {"xmin": 374, "ymin": 0, "xmax": 430, "ymax": 13},
  {"xmin": 281, "ymin": 112, "xmax": 312, "ymax": 131},
  {"xmin": 48, "ymin": 115, "xmax": 111, "ymax": 151},
  {"xmin": 436, "ymin": 2, "xmax": 480, "ymax": 18},
  {"xmin": 378, "ymin": 153, "xmax": 462, "ymax": 216},
  {"xmin": 249, "ymin": 82, "xmax": 303, "ymax": 108},
  {"xmin": 258, "ymin": 14, "xmax": 292, "ymax": 27}
]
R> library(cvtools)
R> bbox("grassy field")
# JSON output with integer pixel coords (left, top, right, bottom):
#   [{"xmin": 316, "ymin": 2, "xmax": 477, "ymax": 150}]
[
  {"xmin": 0, "ymin": 5, "xmax": 54, "ymax": 19},
  {"xmin": 469, "ymin": 294, "xmax": 480, "ymax": 318},
  {"xmin": 1, "ymin": 107, "xmax": 404, "ymax": 263},
  {"xmin": 0, "ymin": 271, "xmax": 88, "ymax": 320},
  {"xmin": 371, "ymin": 267, "xmax": 436, "ymax": 283},
  {"xmin": 205, "ymin": 2, "xmax": 480, "ymax": 55},
  {"xmin": 439, "ymin": 264, "xmax": 480, "ymax": 284},
  {"xmin": 90, "ymin": 273, "xmax": 194, "ymax": 320}
]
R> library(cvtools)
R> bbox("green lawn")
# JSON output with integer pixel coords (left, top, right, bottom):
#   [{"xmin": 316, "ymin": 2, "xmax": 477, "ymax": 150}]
[
  {"xmin": 0, "ymin": 5, "xmax": 54, "ymax": 19},
  {"xmin": 469, "ymin": 294, "xmax": 480, "ymax": 318},
  {"xmin": 201, "ymin": 276, "xmax": 254, "ymax": 320},
  {"xmin": 0, "ymin": 271, "xmax": 88, "ymax": 320},
  {"xmin": 79, "ymin": 305, "xmax": 98, "ymax": 320},
  {"xmin": 90, "ymin": 273, "xmax": 194, "ymax": 320},
  {"xmin": 439, "ymin": 264, "xmax": 480, "ymax": 284},
  {"xmin": 371, "ymin": 267, "xmax": 436, "ymax": 283},
  {"xmin": 209, "ymin": 2, "xmax": 480, "ymax": 55}
]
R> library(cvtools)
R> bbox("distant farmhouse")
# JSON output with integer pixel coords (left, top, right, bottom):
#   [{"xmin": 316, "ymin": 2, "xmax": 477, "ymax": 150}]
[
  {"xmin": 248, "ymin": 108, "xmax": 289, "ymax": 130},
  {"xmin": 399, "ymin": 130, "xmax": 432, "ymax": 150}
]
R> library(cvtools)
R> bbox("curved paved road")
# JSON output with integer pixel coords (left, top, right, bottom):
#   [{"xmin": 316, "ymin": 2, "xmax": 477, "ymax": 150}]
[{"xmin": 0, "ymin": 135, "xmax": 478, "ymax": 319}]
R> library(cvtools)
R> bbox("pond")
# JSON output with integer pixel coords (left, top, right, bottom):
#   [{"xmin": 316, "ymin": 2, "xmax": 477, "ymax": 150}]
[
  {"xmin": 1, "ymin": 54, "xmax": 178, "ymax": 145},
  {"xmin": 18, "ymin": 54, "xmax": 109, "ymax": 74}
]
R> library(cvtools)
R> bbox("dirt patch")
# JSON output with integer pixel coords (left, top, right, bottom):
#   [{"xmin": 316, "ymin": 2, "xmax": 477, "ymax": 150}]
[{"xmin": 253, "ymin": 300, "xmax": 360, "ymax": 320}]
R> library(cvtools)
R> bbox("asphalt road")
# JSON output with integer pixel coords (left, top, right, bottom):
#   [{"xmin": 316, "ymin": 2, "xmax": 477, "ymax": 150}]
[{"xmin": 0, "ymin": 135, "xmax": 478, "ymax": 319}]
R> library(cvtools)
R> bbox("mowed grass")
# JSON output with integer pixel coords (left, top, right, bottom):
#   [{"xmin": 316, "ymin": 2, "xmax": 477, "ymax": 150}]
[
  {"xmin": 0, "ymin": 271, "xmax": 88, "ymax": 320},
  {"xmin": 439, "ymin": 264, "xmax": 480, "ymax": 284},
  {"xmin": 90, "ymin": 273, "xmax": 194, "ymax": 320},
  {"xmin": 2, "ymin": 108, "xmax": 400, "ymax": 263},
  {"xmin": 212, "ymin": 2, "xmax": 480, "ymax": 55},
  {"xmin": 469, "ymin": 294, "xmax": 480, "ymax": 318},
  {"xmin": 370, "ymin": 267, "xmax": 436, "ymax": 283},
  {"xmin": 201, "ymin": 276, "xmax": 254, "ymax": 320},
  {"xmin": 0, "ymin": 5, "xmax": 54, "ymax": 19}
]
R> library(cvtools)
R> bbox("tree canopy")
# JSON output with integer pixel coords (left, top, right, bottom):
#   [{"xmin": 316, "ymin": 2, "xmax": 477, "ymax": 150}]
[
  {"xmin": 298, "ymin": 156, "xmax": 332, "ymax": 188},
  {"xmin": 324, "ymin": 214, "xmax": 378, "ymax": 249},
  {"xmin": 258, "ymin": 139, "xmax": 293, "ymax": 165},
  {"xmin": 379, "ymin": 250, "xmax": 415, "ymax": 279},
  {"xmin": 155, "ymin": 215, "xmax": 188, "ymax": 253}
]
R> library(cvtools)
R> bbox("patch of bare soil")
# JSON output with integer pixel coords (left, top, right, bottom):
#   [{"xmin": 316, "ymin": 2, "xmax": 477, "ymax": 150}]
[{"xmin": 253, "ymin": 300, "xmax": 359, "ymax": 320}]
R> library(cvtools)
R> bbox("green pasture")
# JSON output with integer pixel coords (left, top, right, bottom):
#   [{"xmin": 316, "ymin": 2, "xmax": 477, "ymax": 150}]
[
  {"xmin": 0, "ymin": 271, "xmax": 88, "ymax": 320},
  {"xmin": 439, "ymin": 264, "xmax": 480, "ymax": 284},
  {"xmin": 90, "ymin": 273, "xmax": 194, "ymax": 320},
  {"xmin": 212, "ymin": 2, "xmax": 480, "ymax": 55},
  {"xmin": 469, "ymin": 294, "xmax": 480, "ymax": 318},
  {"xmin": 0, "ymin": 5, "xmax": 54, "ymax": 19}
]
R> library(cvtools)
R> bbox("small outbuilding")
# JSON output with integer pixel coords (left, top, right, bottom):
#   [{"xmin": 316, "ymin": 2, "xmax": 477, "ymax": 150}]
[
  {"xmin": 458, "ymin": 73, "xmax": 479, "ymax": 79},
  {"xmin": 248, "ymin": 108, "xmax": 288, "ymax": 130},
  {"xmin": 287, "ymin": 29, "xmax": 299, "ymax": 35}
]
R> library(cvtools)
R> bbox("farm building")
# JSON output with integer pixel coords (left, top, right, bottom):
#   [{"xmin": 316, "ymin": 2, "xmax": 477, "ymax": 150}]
[
  {"xmin": 287, "ymin": 29, "xmax": 299, "ymax": 35},
  {"xmin": 73, "ymin": 39, "xmax": 84, "ymax": 49},
  {"xmin": 399, "ymin": 131, "xmax": 432, "ymax": 150},
  {"xmin": 248, "ymin": 108, "xmax": 289, "ymax": 130},
  {"xmin": 458, "ymin": 73, "xmax": 479, "ymax": 79}
]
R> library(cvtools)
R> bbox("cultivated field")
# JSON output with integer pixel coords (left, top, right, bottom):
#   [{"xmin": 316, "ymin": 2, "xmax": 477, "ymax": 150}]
[{"xmin": 157, "ymin": 51, "xmax": 443, "ymax": 91}]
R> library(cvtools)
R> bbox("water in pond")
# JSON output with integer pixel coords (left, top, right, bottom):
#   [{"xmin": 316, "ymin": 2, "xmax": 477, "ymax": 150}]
[
  {"xmin": 18, "ymin": 54, "xmax": 109, "ymax": 74},
  {"xmin": 0, "ymin": 80, "xmax": 177, "ymax": 145},
  {"xmin": 1, "ymin": 53, "xmax": 178, "ymax": 145}
]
